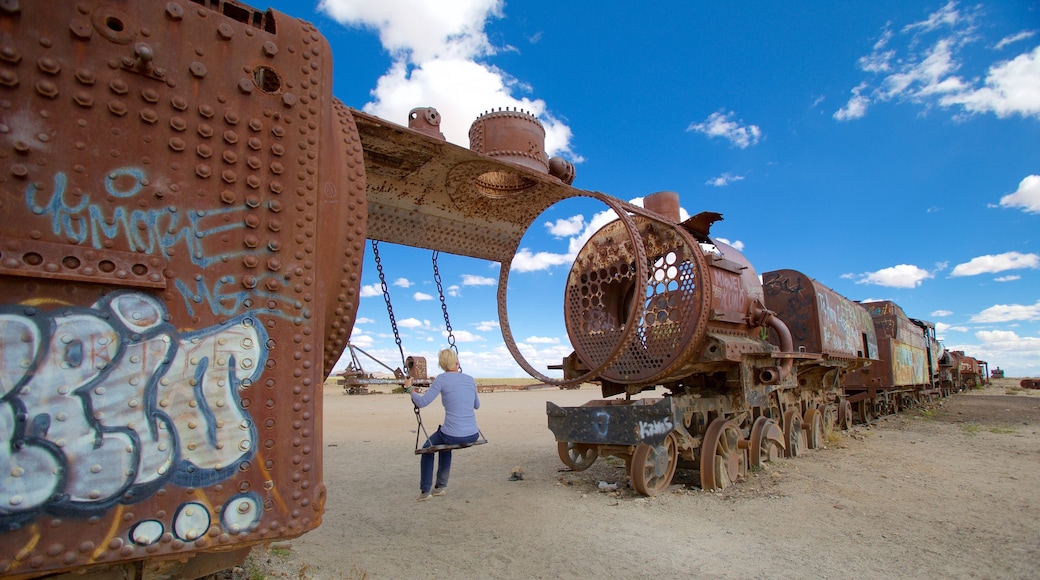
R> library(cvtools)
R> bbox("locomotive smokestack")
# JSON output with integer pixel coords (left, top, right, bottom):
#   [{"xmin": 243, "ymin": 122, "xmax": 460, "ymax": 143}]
[{"xmin": 643, "ymin": 191, "xmax": 680, "ymax": 223}]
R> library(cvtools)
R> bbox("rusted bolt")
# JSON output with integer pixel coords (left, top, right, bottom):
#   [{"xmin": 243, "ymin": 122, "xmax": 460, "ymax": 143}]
[
  {"xmin": 220, "ymin": 190, "xmax": 236, "ymax": 204},
  {"xmin": 0, "ymin": 0, "xmax": 20, "ymax": 15},
  {"xmin": 0, "ymin": 46, "xmax": 21, "ymax": 63},
  {"xmin": 218, "ymin": 23, "xmax": 234, "ymax": 40},
  {"xmin": 75, "ymin": 68, "xmax": 96, "ymax": 85},
  {"xmin": 166, "ymin": 2, "xmax": 183, "ymax": 20},
  {"xmin": 35, "ymin": 80, "xmax": 59, "ymax": 98},
  {"xmin": 70, "ymin": 19, "xmax": 93, "ymax": 40},
  {"xmin": 37, "ymin": 57, "xmax": 61, "ymax": 75},
  {"xmin": 189, "ymin": 62, "xmax": 207, "ymax": 79},
  {"xmin": 0, "ymin": 70, "xmax": 18, "ymax": 88},
  {"xmin": 262, "ymin": 42, "xmax": 278, "ymax": 57}
]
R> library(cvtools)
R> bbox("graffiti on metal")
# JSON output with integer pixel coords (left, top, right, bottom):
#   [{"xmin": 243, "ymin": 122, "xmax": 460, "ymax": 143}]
[
  {"xmin": 1, "ymin": 291, "xmax": 265, "ymax": 534},
  {"xmin": 23, "ymin": 167, "xmax": 299, "ymax": 321}
]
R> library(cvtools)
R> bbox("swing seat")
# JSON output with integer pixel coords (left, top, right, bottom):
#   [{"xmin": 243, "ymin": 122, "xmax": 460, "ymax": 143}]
[{"xmin": 415, "ymin": 437, "xmax": 487, "ymax": 455}]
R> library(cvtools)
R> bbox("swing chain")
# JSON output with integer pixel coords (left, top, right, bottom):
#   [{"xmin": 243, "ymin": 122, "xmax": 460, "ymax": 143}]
[
  {"xmin": 432, "ymin": 250, "xmax": 460, "ymax": 371},
  {"xmin": 372, "ymin": 240, "xmax": 407, "ymax": 371}
]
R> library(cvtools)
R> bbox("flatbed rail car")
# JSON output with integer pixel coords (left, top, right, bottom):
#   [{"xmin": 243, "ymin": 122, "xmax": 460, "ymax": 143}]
[
  {"xmin": 545, "ymin": 194, "xmax": 878, "ymax": 496},
  {"xmin": 843, "ymin": 301, "xmax": 944, "ymax": 420}
]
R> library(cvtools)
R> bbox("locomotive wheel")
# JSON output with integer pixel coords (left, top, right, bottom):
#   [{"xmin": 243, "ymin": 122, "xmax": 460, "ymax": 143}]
[
  {"xmin": 748, "ymin": 416, "xmax": 784, "ymax": 468},
  {"xmin": 803, "ymin": 408, "xmax": 823, "ymax": 450},
  {"xmin": 630, "ymin": 432, "xmax": 678, "ymax": 496},
  {"xmin": 700, "ymin": 418, "xmax": 747, "ymax": 491},
  {"xmin": 858, "ymin": 400, "xmax": 874, "ymax": 423},
  {"xmin": 821, "ymin": 404, "xmax": 838, "ymax": 434},
  {"xmin": 782, "ymin": 409, "xmax": 804, "ymax": 458},
  {"xmin": 838, "ymin": 400, "xmax": 854, "ymax": 430},
  {"xmin": 557, "ymin": 441, "xmax": 598, "ymax": 471}
]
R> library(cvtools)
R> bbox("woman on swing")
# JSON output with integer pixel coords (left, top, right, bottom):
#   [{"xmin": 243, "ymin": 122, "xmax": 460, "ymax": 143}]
[{"xmin": 404, "ymin": 348, "xmax": 481, "ymax": 501}]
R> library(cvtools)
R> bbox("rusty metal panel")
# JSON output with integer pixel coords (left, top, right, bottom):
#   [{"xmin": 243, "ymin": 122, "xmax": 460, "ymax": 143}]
[
  {"xmin": 844, "ymin": 301, "xmax": 929, "ymax": 390},
  {"xmin": 546, "ymin": 398, "xmax": 674, "ymax": 446},
  {"xmin": 0, "ymin": 1, "xmax": 366, "ymax": 577},
  {"xmin": 762, "ymin": 269, "xmax": 877, "ymax": 360}
]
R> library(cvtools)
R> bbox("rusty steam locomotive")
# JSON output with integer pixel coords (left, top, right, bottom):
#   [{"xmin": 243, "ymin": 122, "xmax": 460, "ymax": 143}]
[{"xmin": 0, "ymin": 1, "xmax": 989, "ymax": 578}]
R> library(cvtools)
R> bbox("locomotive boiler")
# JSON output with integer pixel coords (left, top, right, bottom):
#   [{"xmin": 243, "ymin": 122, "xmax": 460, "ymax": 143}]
[{"xmin": 546, "ymin": 192, "xmax": 878, "ymax": 495}]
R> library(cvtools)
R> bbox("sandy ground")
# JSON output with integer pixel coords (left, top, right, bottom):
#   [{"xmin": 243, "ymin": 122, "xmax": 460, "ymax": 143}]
[{"xmin": 231, "ymin": 379, "xmax": 1040, "ymax": 579}]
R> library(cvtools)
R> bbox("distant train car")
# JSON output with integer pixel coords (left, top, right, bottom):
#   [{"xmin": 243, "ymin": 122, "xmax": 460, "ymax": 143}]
[
  {"xmin": 939, "ymin": 350, "xmax": 984, "ymax": 392},
  {"xmin": 842, "ymin": 301, "xmax": 941, "ymax": 420}
]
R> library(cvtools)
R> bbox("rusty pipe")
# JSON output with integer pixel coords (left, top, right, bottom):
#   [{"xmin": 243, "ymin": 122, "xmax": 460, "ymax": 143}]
[{"xmin": 750, "ymin": 301, "xmax": 794, "ymax": 383}]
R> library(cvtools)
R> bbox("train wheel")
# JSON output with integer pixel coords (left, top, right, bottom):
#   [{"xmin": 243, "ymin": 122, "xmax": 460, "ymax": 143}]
[
  {"xmin": 782, "ymin": 409, "xmax": 804, "ymax": 458},
  {"xmin": 631, "ymin": 432, "xmax": 678, "ymax": 496},
  {"xmin": 839, "ymin": 400, "xmax": 854, "ymax": 430},
  {"xmin": 858, "ymin": 400, "xmax": 874, "ymax": 423},
  {"xmin": 700, "ymin": 418, "xmax": 746, "ymax": 491},
  {"xmin": 821, "ymin": 404, "xmax": 838, "ymax": 435},
  {"xmin": 803, "ymin": 408, "xmax": 823, "ymax": 450},
  {"xmin": 748, "ymin": 416, "xmax": 784, "ymax": 468},
  {"xmin": 557, "ymin": 441, "xmax": 598, "ymax": 471}
]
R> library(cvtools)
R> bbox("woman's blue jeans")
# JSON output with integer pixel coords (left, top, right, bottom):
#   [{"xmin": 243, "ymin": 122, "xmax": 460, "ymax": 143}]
[{"xmin": 420, "ymin": 429, "xmax": 479, "ymax": 494}]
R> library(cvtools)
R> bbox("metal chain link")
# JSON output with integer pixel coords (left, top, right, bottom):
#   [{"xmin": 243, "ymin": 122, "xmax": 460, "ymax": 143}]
[
  {"xmin": 371, "ymin": 240, "xmax": 406, "ymax": 371},
  {"xmin": 432, "ymin": 251, "xmax": 460, "ymax": 372}
]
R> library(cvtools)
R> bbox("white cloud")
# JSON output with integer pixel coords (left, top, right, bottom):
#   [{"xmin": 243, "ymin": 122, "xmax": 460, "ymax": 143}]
[
  {"xmin": 836, "ymin": 3, "xmax": 1040, "ymax": 120},
  {"xmin": 940, "ymin": 45, "xmax": 1040, "ymax": 118},
  {"xmin": 413, "ymin": 292, "xmax": 434, "ymax": 301},
  {"xmin": 474, "ymin": 320, "xmax": 499, "ymax": 332},
  {"xmin": 523, "ymin": 336, "xmax": 559, "ymax": 344},
  {"xmin": 510, "ymin": 247, "xmax": 573, "ymax": 273},
  {"xmin": 545, "ymin": 215, "xmax": 585, "ymax": 238},
  {"xmin": 445, "ymin": 329, "xmax": 483, "ymax": 342},
  {"xmin": 393, "ymin": 277, "xmax": 413, "ymax": 288},
  {"xmin": 714, "ymin": 237, "xmax": 745, "ymax": 252},
  {"xmin": 901, "ymin": 1, "xmax": 961, "ymax": 34},
  {"xmin": 999, "ymin": 175, "xmax": 1040, "ymax": 213},
  {"xmin": 947, "ymin": 330, "xmax": 1040, "ymax": 376},
  {"xmin": 931, "ymin": 309, "xmax": 953, "ymax": 317},
  {"xmin": 461, "ymin": 274, "xmax": 496, "ymax": 286},
  {"xmin": 397, "ymin": 317, "xmax": 428, "ymax": 329},
  {"xmin": 360, "ymin": 283, "xmax": 382, "ymax": 297},
  {"xmin": 834, "ymin": 84, "xmax": 871, "ymax": 121},
  {"xmin": 950, "ymin": 251, "xmax": 1040, "ymax": 276},
  {"xmin": 687, "ymin": 111, "xmax": 762, "ymax": 148},
  {"xmin": 355, "ymin": 317, "xmax": 375, "ymax": 324},
  {"xmin": 935, "ymin": 321, "xmax": 968, "ymax": 334},
  {"xmin": 995, "ymin": 31, "xmax": 1036, "ymax": 51},
  {"xmin": 995, "ymin": 275, "xmax": 1021, "ymax": 282},
  {"xmin": 348, "ymin": 333, "xmax": 375, "ymax": 348},
  {"xmin": 447, "ymin": 284, "xmax": 461, "ymax": 297},
  {"xmin": 854, "ymin": 264, "xmax": 933, "ymax": 288},
  {"xmin": 971, "ymin": 300, "xmax": 1040, "ymax": 323},
  {"xmin": 318, "ymin": 0, "xmax": 580, "ymax": 159},
  {"xmin": 706, "ymin": 173, "xmax": 745, "ymax": 187}
]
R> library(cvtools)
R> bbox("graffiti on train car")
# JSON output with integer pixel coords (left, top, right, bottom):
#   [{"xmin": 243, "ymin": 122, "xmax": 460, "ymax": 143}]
[
  {"xmin": 893, "ymin": 342, "xmax": 928, "ymax": 385},
  {"xmin": 24, "ymin": 167, "xmax": 300, "ymax": 321},
  {"xmin": 817, "ymin": 291, "xmax": 869, "ymax": 358},
  {"xmin": 0, "ymin": 291, "xmax": 266, "ymax": 534}
]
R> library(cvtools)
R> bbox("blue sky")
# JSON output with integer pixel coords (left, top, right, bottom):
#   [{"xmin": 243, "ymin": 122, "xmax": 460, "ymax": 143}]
[{"xmin": 261, "ymin": 0, "xmax": 1039, "ymax": 378}]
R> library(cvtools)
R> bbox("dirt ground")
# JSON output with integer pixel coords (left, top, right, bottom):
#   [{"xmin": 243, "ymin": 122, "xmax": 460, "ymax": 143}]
[{"xmin": 230, "ymin": 378, "xmax": 1040, "ymax": 579}]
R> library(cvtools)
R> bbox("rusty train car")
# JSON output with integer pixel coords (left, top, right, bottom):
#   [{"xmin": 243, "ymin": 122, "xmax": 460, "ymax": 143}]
[
  {"xmin": 545, "ymin": 205, "xmax": 879, "ymax": 495},
  {"xmin": 841, "ymin": 302, "xmax": 945, "ymax": 420}
]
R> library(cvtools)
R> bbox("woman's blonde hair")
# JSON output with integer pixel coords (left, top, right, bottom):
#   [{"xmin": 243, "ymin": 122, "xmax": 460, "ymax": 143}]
[{"xmin": 437, "ymin": 348, "xmax": 459, "ymax": 371}]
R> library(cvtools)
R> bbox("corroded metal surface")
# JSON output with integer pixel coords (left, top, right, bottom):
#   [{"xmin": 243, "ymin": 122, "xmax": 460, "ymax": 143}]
[
  {"xmin": 564, "ymin": 214, "xmax": 711, "ymax": 385},
  {"xmin": 0, "ymin": 2, "xmax": 365, "ymax": 577},
  {"xmin": 844, "ymin": 301, "xmax": 931, "ymax": 390},
  {"xmin": 762, "ymin": 269, "xmax": 878, "ymax": 360}
]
